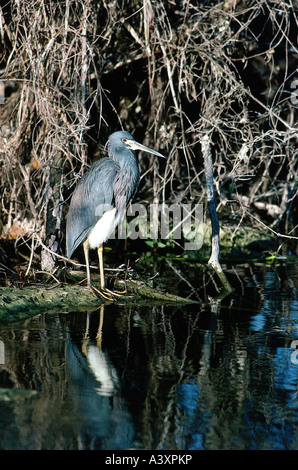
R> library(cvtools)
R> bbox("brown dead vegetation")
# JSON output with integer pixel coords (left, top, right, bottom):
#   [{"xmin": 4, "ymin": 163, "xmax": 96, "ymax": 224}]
[{"xmin": 0, "ymin": 0, "xmax": 297, "ymax": 275}]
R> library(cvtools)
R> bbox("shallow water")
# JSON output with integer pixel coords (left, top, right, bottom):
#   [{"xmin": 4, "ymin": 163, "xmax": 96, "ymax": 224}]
[{"xmin": 0, "ymin": 262, "xmax": 297, "ymax": 450}]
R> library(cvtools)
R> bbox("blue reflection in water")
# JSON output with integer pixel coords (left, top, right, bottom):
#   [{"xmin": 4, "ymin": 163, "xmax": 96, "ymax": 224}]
[
  {"xmin": 177, "ymin": 380, "xmax": 213, "ymax": 450},
  {"xmin": 177, "ymin": 381, "xmax": 199, "ymax": 416},
  {"xmin": 177, "ymin": 381, "xmax": 207, "ymax": 450},
  {"xmin": 246, "ymin": 270, "xmax": 298, "ymax": 449},
  {"xmin": 250, "ymin": 312, "xmax": 267, "ymax": 331}
]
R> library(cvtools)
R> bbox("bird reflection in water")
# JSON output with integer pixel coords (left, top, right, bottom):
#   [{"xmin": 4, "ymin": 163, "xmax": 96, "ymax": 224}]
[
  {"xmin": 81, "ymin": 305, "xmax": 119, "ymax": 396},
  {"xmin": 66, "ymin": 304, "xmax": 134, "ymax": 449}
]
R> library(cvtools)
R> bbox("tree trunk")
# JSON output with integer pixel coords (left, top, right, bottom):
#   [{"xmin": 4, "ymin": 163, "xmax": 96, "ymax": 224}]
[
  {"xmin": 41, "ymin": 151, "xmax": 65, "ymax": 272},
  {"xmin": 201, "ymin": 133, "xmax": 232, "ymax": 294}
]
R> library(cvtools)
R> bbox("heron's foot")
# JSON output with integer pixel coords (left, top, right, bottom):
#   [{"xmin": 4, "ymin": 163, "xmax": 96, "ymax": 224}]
[
  {"xmin": 87, "ymin": 283, "xmax": 115, "ymax": 301},
  {"xmin": 105, "ymin": 286, "xmax": 127, "ymax": 297}
]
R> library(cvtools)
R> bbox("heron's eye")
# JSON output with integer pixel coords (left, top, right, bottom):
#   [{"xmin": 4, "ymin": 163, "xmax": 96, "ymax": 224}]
[{"xmin": 122, "ymin": 138, "xmax": 127, "ymax": 143}]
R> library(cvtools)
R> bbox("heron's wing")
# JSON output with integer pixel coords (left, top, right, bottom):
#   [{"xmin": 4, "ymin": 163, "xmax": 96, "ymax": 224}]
[{"xmin": 66, "ymin": 158, "xmax": 119, "ymax": 258}]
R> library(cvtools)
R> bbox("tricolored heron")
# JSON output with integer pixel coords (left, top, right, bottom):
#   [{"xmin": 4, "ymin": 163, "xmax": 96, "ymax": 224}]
[{"xmin": 66, "ymin": 130, "xmax": 164, "ymax": 300}]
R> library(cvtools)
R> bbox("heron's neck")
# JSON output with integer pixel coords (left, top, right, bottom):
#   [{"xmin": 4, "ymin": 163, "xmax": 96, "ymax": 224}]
[
  {"xmin": 112, "ymin": 149, "xmax": 140, "ymax": 208},
  {"xmin": 111, "ymin": 148, "xmax": 139, "ymax": 177}
]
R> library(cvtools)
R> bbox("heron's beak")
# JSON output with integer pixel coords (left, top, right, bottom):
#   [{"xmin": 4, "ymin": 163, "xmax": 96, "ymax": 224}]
[{"xmin": 126, "ymin": 139, "xmax": 165, "ymax": 158}]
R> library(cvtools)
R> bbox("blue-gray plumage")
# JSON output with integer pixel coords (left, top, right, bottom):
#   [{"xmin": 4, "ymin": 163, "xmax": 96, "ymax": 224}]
[{"xmin": 66, "ymin": 130, "xmax": 164, "ymax": 300}]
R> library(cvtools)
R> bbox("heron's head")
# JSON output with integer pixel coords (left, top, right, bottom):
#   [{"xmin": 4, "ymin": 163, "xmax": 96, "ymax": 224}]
[{"xmin": 108, "ymin": 131, "xmax": 165, "ymax": 159}]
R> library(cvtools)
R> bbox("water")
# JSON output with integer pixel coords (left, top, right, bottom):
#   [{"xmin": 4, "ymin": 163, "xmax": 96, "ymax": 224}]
[{"xmin": 0, "ymin": 262, "xmax": 297, "ymax": 450}]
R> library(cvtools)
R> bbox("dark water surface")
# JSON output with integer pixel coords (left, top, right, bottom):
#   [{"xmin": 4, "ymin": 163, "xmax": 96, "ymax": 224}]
[{"xmin": 0, "ymin": 262, "xmax": 297, "ymax": 450}]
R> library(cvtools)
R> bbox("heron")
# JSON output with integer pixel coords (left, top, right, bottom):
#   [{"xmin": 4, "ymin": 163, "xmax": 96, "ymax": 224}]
[{"xmin": 66, "ymin": 130, "xmax": 164, "ymax": 300}]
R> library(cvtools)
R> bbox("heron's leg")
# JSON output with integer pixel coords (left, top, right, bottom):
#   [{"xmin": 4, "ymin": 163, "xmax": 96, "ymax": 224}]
[
  {"xmin": 98, "ymin": 244, "xmax": 105, "ymax": 290},
  {"xmin": 97, "ymin": 244, "xmax": 127, "ymax": 296},
  {"xmin": 83, "ymin": 239, "xmax": 92, "ymax": 288},
  {"xmin": 83, "ymin": 240, "xmax": 113, "ymax": 301}
]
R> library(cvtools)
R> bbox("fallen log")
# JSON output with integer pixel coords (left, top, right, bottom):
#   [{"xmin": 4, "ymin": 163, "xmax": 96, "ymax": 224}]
[{"xmin": 0, "ymin": 277, "xmax": 197, "ymax": 324}]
